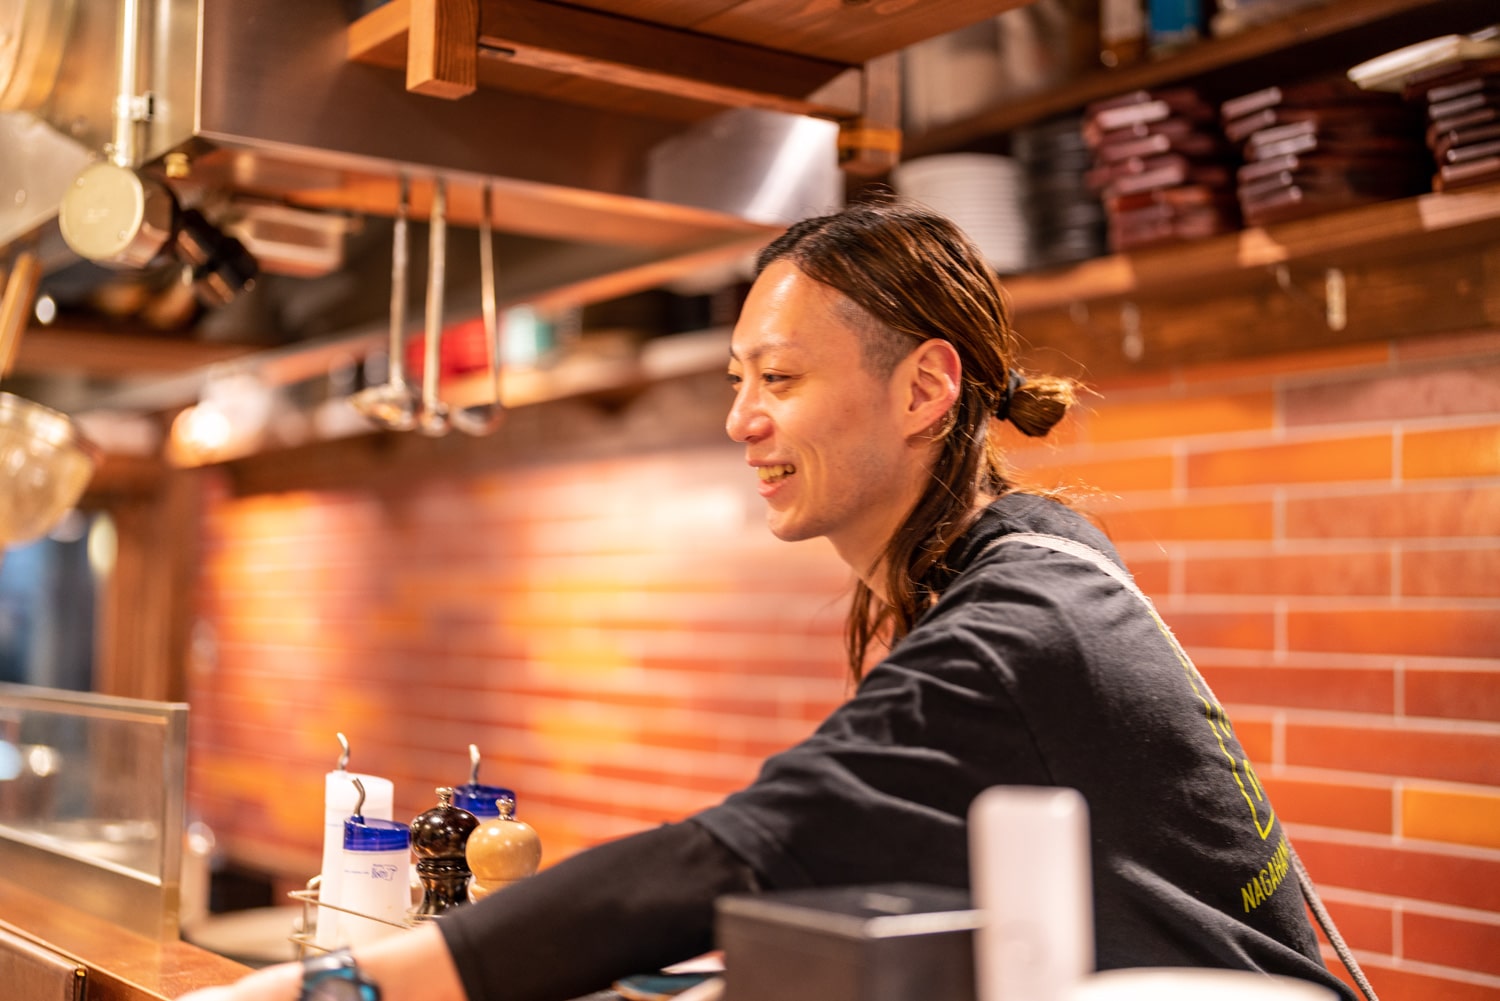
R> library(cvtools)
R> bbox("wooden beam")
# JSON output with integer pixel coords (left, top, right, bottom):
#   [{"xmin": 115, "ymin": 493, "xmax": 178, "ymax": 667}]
[
  {"xmin": 11, "ymin": 324, "xmax": 257, "ymax": 377},
  {"xmin": 407, "ymin": 0, "xmax": 478, "ymax": 98},
  {"xmin": 838, "ymin": 52, "xmax": 901, "ymax": 178},
  {"xmin": 1015, "ymin": 243, "xmax": 1500, "ymax": 379},
  {"xmin": 1006, "ymin": 183, "xmax": 1500, "ymax": 314}
]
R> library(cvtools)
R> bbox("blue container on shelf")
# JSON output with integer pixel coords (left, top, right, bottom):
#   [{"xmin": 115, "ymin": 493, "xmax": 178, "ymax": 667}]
[{"xmin": 452, "ymin": 782, "xmax": 517, "ymax": 820}]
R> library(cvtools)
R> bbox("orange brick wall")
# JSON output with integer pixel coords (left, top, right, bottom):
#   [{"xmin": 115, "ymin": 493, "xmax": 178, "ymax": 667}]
[{"xmin": 187, "ymin": 329, "xmax": 1500, "ymax": 999}]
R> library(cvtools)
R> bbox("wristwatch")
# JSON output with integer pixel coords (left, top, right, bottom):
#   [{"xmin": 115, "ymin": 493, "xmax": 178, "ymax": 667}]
[{"xmin": 299, "ymin": 949, "xmax": 381, "ymax": 1001}]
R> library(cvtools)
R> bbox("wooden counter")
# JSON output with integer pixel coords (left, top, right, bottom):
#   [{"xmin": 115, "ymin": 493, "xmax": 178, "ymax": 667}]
[{"xmin": 0, "ymin": 880, "xmax": 250, "ymax": 1001}]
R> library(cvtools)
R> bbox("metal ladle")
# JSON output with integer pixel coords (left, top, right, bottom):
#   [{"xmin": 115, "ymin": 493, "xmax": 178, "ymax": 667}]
[
  {"xmin": 449, "ymin": 184, "xmax": 505, "ymax": 437},
  {"xmin": 417, "ymin": 176, "xmax": 450, "ymax": 437},
  {"xmin": 348, "ymin": 175, "xmax": 418, "ymax": 431}
]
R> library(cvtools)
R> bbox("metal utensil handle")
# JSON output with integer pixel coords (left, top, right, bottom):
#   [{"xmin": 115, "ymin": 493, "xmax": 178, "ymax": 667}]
[
  {"xmin": 478, "ymin": 183, "xmax": 502, "ymax": 406},
  {"xmin": 422, "ymin": 177, "xmax": 447, "ymax": 415},
  {"xmin": 388, "ymin": 175, "xmax": 410, "ymax": 387}
]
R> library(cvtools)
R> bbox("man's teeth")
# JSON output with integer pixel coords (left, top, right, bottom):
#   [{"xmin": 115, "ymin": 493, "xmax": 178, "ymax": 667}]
[{"xmin": 757, "ymin": 464, "xmax": 796, "ymax": 483}]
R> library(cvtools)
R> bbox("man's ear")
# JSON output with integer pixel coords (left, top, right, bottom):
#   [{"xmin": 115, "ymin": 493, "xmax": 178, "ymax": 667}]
[{"xmin": 900, "ymin": 338, "xmax": 962, "ymax": 437}]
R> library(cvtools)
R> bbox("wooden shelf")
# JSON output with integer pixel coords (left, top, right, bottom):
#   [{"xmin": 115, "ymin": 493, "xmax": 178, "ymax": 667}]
[
  {"xmin": 347, "ymin": 0, "xmax": 1024, "ymax": 122},
  {"xmin": 906, "ymin": 0, "xmax": 1500, "ymax": 156},
  {"xmin": 998, "ymin": 184, "xmax": 1500, "ymax": 378},
  {"xmin": 1003, "ymin": 183, "xmax": 1500, "ymax": 314}
]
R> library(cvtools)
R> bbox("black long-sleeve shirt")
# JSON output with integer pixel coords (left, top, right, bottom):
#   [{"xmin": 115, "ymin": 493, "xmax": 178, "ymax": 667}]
[{"xmin": 439, "ymin": 494, "xmax": 1351, "ymax": 1001}]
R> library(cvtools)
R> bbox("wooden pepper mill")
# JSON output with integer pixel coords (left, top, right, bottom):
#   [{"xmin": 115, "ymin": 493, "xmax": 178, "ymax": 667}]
[
  {"xmin": 465, "ymin": 795, "xmax": 542, "ymax": 901},
  {"xmin": 409, "ymin": 786, "xmax": 479, "ymax": 919}
]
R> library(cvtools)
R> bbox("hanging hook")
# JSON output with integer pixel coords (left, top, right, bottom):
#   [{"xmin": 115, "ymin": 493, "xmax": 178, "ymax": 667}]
[
  {"xmin": 336, "ymin": 732, "xmax": 350, "ymax": 772},
  {"xmin": 1273, "ymin": 264, "xmax": 1347, "ymax": 333},
  {"xmin": 352, "ymin": 776, "xmax": 367, "ymax": 819}
]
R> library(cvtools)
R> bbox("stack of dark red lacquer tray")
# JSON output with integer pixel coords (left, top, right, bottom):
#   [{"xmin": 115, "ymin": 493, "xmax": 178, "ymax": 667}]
[
  {"xmin": 1221, "ymin": 76, "xmax": 1427, "ymax": 226},
  {"xmin": 1406, "ymin": 57, "xmax": 1500, "ymax": 191},
  {"xmin": 1082, "ymin": 87, "xmax": 1238, "ymax": 252}
]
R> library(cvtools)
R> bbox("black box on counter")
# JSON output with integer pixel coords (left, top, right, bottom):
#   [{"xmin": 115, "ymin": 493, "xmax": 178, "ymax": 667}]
[{"xmin": 716, "ymin": 883, "xmax": 979, "ymax": 1001}]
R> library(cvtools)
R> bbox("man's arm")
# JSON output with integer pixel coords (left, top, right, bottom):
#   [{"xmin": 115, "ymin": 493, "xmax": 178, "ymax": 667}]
[
  {"xmin": 178, "ymin": 921, "xmax": 463, "ymax": 1001},
  {"xmin": 178, "ymin": 820, "xmax": 755, "ymax": 1001}
]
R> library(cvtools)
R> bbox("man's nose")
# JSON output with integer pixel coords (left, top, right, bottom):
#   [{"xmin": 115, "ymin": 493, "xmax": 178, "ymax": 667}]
[{"xmin": 726, "ymin": 390, "xmax": 768, "ymax": 443}]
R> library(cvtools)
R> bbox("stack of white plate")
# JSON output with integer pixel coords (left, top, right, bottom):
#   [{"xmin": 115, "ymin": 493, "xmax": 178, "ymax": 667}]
[{"xmin": 891, "ymin": 154, "xmax": 1030, "ymax": 274}]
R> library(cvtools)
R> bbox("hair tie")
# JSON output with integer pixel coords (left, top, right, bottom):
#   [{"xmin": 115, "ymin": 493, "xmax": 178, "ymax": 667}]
[{"xmin": 996, "ymin": 370, "xmax": 1027, "ymax": 422}]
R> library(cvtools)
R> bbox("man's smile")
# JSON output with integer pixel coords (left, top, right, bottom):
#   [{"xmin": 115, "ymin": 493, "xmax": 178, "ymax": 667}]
[{"xmin": 756, "ymin": 464, "xmax": 796, "ymax": 484}]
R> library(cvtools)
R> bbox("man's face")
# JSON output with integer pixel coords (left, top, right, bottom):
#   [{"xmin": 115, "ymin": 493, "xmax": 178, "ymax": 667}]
[{"xmin": 726, "ymin": 260, "xmax": 926, "ymax": 573}]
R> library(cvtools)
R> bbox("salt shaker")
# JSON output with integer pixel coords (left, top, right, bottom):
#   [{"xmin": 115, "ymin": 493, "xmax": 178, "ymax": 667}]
[{"xmin": 409, "ymin": 786, "xmax": 478, "ymax": 919}]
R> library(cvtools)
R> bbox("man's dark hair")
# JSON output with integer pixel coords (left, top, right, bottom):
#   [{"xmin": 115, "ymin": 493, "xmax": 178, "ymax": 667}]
[{"xmin": 756, "ymin": 200, "xmax": 1078, "ymax": 678}]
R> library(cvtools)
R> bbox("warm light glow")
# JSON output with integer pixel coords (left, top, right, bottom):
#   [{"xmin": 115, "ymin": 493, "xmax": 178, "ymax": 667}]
[
  {"xmin": 33, "ymin": 294, "xmax": 57, "ymax": 325},
  {"xmin": 169, "ymin": 402, "xmax": 233, "ymax": 465},
  {"xmin": 26, "ymin": 744, "xmax": 59, "ymax": 778},
  {"xmin": 88, "ymin": 512, "xmax": 117, "ymax": 578}
]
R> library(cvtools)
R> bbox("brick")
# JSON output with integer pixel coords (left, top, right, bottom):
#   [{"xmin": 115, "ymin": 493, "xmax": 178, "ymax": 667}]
[
  {"xmin": 1403, "ymin": 787, "xmax": 1500, "ymax": 851},
  {"xmin": 1404, "ymin": 911, "xmax": 1500, "ymax": 978},
  {"xmin": 1407, "ymin": 669, "xmax": 1500, "ymax": 724},
  {"xmin": 1403, "ymin": 547, "xmax": 1500, "ymax": 598},
  {"xmin": 1010, "ymin": 453, "xmax": 1176, "ymax": 494},
  {"xmin": 1349, "ymin": 961, "xmax": 1500, "ymax": 1001},
  {"xmin": 1089, "ymin": 391, "xmax": 1276, "ymax": 444},
  {"xmin": 1285, "ymin": 485, "xmax": 1500, "ymax": 538},
  {"xmin": 1287, "ymin": 609, "xmax": 1500, "ymax": 659},
  {"xmin": 1309, "ymin": 897, "xmax": 1394, "ymax": 954},
  {"xmin": 1094, "ymin": 500, "xmax": 1275, "ymax": 542},
  {"xmin": 1292, "ymin": 836, "xmax": 1500, "ymax": 912},
  {"xmin": 1404, "ymin": 424, "xmax": 1500, "ymax": 479},
  {"xmin": 1187, "ymin": 435, "xmax": 1392, "ymax": 488},
  {"xmin": 1201, "ymin": 664, "xmax": 1395, "ymax": 714},
  {"xmin": 1284, "ymin": 362, "xmax": 1500, "ymax": 427},
  {"xmin": 1184, "ymin": 551, "xmax": 1392, "ymax": 597},
  {"xmin": 1165, "ymin": 610, "xmax": 1277, "ymax": 652},
  {"xmin": 1285, "ymin": 722, "xmax": 1500, "ymax": 786},
  {"xmin": 1260, "ymin": 774, "xmax": 1393, "ymax": 835}
]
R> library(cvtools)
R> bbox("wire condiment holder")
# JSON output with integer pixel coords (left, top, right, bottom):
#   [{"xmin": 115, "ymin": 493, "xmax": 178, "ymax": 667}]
[{"xmin": 288, "ymin": 875, "xmax": 420, "ymax": 958}]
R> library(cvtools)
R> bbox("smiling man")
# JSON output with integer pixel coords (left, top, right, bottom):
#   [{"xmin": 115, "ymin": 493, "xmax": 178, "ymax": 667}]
[{"xmin": 182, "ymin": 201, "xmax": 1352, "ymax": 1001}]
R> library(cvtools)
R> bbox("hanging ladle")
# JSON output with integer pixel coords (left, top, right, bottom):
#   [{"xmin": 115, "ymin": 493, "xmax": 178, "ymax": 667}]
[
  {"xmin": 417, "ymin": 176, "xmax": 450, "ymax": 437},
  {"xmin": 449, "ymin": 183, "xmax": 505, "ymax": 437},
  {"xmin": 349, "ymin": 175, "xmax": 418, "ymax": 431}
]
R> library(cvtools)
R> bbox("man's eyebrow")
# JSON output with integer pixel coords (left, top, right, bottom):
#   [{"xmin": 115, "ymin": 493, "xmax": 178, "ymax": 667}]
[{"xmin": 729, "ymin": 337, "xmax": 799, "ymax": 363}]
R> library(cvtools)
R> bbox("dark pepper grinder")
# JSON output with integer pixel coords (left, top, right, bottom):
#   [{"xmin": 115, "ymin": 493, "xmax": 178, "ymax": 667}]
[{"xmin": 409, "ymin": 786, "xmax": 479, "ymax": 919}]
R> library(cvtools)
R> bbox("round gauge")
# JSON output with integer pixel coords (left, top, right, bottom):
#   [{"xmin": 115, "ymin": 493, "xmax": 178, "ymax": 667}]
[{"xmin": 0, "ymin": 0, "xmax": 77, "ymax": 113}]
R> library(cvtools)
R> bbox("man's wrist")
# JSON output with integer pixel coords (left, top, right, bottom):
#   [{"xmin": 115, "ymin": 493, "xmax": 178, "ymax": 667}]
[{"xmin": 297, "ymin": 948, "xmax": 380, "ymax": 1001}]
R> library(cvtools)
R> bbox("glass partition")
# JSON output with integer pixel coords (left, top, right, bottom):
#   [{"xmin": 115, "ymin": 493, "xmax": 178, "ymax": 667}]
[{"xmin": 0, "ymin": 683, "xmax": 187, "ymax": 939}]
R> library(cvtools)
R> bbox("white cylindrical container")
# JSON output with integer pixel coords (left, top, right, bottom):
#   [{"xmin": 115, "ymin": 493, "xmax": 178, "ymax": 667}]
[
  {"xmin": 338, "ymin": 816, "xmax": 411, "ymax": 947},
  {"xmin": 970, "ymin": 786, "xmax": 1093, "ymax": 1001},
  {"xmin": 316, "ymin": 771, "xmax": 393, "ymax": 948}
]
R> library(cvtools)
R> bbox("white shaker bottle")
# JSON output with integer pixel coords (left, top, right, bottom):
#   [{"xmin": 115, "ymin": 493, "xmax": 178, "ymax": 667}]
[
  {"xmin": 338, "ymin": 777, "xmax": 411, "ymax": 947},
  {"xmin": 317, "ymin": 733, "xmax": 394, "ymax": 949}
]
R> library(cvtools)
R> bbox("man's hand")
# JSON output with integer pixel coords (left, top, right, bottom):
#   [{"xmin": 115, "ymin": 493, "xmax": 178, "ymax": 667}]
[{"xmin": 176, "ymin": 960, "xmax": 299, "ymax": 1001}]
